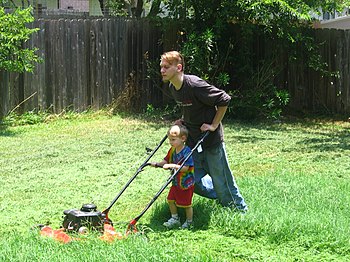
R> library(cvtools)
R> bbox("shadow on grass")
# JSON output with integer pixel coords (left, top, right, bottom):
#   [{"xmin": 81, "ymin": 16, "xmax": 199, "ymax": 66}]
[
  {"xmin": 0, "ymin": 124, "xmax": 16, "ymax": 137},
  {"xmin": 147, "ymin": 198, "xmax": 214, "ymax": 232},
  {"xmin": 274, "ymin": 127, "xmax": 350, "ymax": 153},
  {"xmin": 225, "ymin": 118, "xmax": 350, "ymax": 152},
  {"xmin": 299, "ymin": 129, "xmax": 350, "ymax": 152}
]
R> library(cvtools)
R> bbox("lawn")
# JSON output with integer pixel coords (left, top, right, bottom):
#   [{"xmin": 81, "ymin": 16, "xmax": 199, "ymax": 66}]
[{"xmin": 0, "ymin": 112, "xmax": 349, "ymax": 261}]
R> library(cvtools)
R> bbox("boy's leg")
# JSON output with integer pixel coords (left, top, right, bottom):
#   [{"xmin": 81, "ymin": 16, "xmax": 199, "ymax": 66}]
[
  {"xmin": 181, "ymin": 206, "xmax": 193, "ymax": 229},
  {"xmin": 168, "ymin": 200, "xmax": 178, "ymax": 215},
  {"xmin": 179, "ymin": 187, "xmax": 194, "ymax": 229},
  {"xmin": 184, "ymin": 206, "xmax": 193, "ymax": 221},
  {"xmin": 163, "ymin": 187, "xmax": 180, "ymax": 228}
]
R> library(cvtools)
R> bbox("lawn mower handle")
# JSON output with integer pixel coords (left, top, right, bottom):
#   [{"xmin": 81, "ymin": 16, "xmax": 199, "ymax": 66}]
[
  {"xmin": 126, "ymin": 131, "xmax": 210, "ymax": 233},
  {"xmin": 102, "ymin": 134, "xmax": 168, "ymax": 217}
]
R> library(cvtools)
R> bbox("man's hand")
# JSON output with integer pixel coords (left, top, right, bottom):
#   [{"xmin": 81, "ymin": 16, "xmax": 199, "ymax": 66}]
[
  {"xmin": 200, "ymin": 123, "xmax": 217, "ymax": 132},
  {"xmin": 201, "ymin": 106, "xmax": 227, "ymax": 132}
]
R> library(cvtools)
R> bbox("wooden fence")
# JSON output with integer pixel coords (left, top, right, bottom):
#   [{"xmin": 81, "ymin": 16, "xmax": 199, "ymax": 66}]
[
  {"xmin": 283, "ymin": 29, "xmax": 350, "ymax": 115},
  {"xmin": 0, "ymin": 17, "xmax": 166, "ymax": 117},
  {"xmin": 1, "ymin": 19, "xmax": 350, "ymax": 117}
]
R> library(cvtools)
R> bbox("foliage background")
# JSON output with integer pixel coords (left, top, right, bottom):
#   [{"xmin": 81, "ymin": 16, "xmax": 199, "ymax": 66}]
[
  {"xmin": 2, "ymin": 1, "xmax": 350, "ymax": 119},
  {"xmin": 0, "ymin": 6, "xmax": 40, "ymax": 72}
]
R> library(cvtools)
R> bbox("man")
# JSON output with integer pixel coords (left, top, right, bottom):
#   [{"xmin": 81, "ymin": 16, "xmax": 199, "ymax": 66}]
[{"xmin": 160, "ymin": 51, "xmax": 247, "ymax": 212}]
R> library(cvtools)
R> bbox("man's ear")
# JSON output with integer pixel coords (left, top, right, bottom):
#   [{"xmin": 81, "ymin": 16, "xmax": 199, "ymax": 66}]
[{"xmin": 177, "ymin": 63, "xmax": 183, "ymax": 72}]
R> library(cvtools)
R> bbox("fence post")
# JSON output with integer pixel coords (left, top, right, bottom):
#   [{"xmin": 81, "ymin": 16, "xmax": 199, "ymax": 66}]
[{"xmin": 0, "ymin": 71, "xmax": 9, "ymax": 118}]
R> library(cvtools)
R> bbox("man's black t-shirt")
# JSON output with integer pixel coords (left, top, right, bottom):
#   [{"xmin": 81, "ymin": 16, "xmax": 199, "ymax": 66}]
[{"xmin": 169, "ymin": 74, "xmax": 231, "ymax": 149}]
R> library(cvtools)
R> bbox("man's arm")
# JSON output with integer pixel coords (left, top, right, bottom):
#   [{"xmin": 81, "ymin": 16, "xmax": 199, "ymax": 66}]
[{"xmin": 200, "ymin": 106, "xmax": 227, "ymax": 132}]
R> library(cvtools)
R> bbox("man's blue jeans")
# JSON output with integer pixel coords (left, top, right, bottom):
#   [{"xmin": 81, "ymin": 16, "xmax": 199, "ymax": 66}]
[{"xmin": 193, "ymin": 142, "xmax": 247, "ymax": 210}]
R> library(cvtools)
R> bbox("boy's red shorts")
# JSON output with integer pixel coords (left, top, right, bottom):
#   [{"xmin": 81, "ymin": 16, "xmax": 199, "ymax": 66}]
[{"xmin": 167, "ymin": 185, "xmax": 194, "ymax": 208}]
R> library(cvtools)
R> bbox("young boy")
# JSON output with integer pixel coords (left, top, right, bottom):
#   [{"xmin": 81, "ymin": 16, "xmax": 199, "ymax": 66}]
[{"xmin": 151, "ymin": 125, "xmax": 195, "ymax": 229}]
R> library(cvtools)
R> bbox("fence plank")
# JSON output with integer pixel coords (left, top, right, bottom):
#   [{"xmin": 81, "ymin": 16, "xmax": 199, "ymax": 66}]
[
  {"xmin": 0, "ymin": 71, "xmax": 9, "ymax": 116},
  {"xmin": 1, "ymin": 19, "xmax": 350, "ymax": 118},
  {"xmin": 344, "ymin": 31, "xmax": 350, "ymax": 113}
]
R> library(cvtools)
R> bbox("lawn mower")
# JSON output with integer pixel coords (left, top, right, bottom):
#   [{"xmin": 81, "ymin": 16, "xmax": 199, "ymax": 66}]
[
  {"xmin": 62, "ymin": 134, "xmax": 168, "ymax": 232},
  {"xmin": 62, "ymin": 131, "xmax": 209, "ymax": 234}
]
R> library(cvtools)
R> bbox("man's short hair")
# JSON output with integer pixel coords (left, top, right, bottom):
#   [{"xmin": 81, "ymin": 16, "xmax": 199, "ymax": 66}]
[{"xmin": 161, "ymin": 51, "xmax": 184, "ymax": 71}]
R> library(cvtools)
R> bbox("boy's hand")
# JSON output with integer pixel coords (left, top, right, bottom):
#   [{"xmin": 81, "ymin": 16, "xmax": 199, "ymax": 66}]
[
  {"xmin": 163, "ymin": 164, "xmax": 177, "ymax": 170},
  {"xmin": 151, "ymin": 162, "xmax": 161, "ymax": 168}
]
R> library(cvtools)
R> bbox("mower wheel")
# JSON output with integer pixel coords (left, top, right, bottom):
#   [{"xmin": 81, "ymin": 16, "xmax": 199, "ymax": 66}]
[{"xmin": 78, "ymin": 226, "xmax": 88, "ymax": 234}]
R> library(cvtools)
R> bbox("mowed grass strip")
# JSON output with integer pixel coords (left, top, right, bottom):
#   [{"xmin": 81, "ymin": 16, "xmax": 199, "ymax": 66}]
[{"xmin": 0, "ymin": 112, "xmax": 349, "ymax": 261}]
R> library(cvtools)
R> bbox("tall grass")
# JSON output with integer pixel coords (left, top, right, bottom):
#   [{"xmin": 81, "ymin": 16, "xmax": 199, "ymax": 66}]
[{"xmin": 0, "ymin": 112, "xmax": 349, "ymax": 261}]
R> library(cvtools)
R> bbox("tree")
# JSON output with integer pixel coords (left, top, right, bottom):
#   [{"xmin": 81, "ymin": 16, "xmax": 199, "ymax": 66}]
[
  {"xmin": 0, "ymin": 6, "xmax": 40, "ymax": 73},
  {"xmin": 0, "ymin": 0, "xmax": 31, "ymax": 8},
  {"xmin": 150, "ymin": 0, "xmax": 350, "ymax": 118},
  {"xmin": 105, "ymin": 0, "xmax": 350, "ymax": 118},
  {"xmin": 106, "ymin": 0, "xmax": 146, "ymax": 17}
]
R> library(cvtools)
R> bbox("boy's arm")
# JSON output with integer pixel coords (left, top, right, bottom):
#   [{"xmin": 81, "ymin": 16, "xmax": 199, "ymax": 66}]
[
  {"xmin": 163, "ymin": 163, "xmax": 189, "ymax": 172},
  {"xmin": 151, "ymin": 159, "xmax": 167, "ymax": 167}
]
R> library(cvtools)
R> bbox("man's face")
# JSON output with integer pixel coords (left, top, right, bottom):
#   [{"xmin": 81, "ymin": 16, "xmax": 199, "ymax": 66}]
[{"xmin": 160, "ymin": 58, "xmax": 179, "ymax": 82}]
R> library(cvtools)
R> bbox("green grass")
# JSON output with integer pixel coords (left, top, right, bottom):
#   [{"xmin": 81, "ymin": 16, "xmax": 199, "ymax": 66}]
[{"xmin": 1, "ymin": 112, "xmax": 349, "ymax": 261}]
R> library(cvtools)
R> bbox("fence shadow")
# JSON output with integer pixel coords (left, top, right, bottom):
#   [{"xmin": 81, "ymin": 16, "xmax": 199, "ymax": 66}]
[
  {"xmin": 224, "ymin": 118, "xmax": 350, "ymax": 153},
  {"xmin": 299, "ymin": 129, "xmax": 350, "ymax": 152},
  {"xmin": 0, "ymin": 124, "xmax": 13, "ymax": 137}
]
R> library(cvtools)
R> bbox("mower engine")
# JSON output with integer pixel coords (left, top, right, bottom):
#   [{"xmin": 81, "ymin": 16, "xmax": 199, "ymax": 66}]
[{"xmin": 62, "ymin": 203, "xmax": 106, "ymax": 232}]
